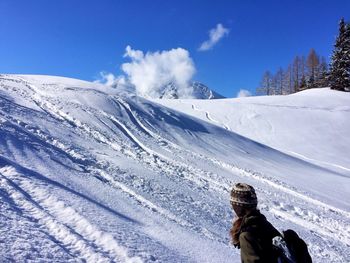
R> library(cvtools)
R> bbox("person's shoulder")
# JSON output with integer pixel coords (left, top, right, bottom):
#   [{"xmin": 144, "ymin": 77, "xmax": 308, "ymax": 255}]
[
  {"xmin": 243, "ymin": 210, "xmax": 266, "ymax": 226},
  {"xmin": 242, "ymin": 210, "xmax": 280, "ymax": 237}
]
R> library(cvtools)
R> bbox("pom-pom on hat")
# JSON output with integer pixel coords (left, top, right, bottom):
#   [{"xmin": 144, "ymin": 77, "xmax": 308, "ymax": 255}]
[{"xmin": 230, "ymin": 183, "xmax": 258, "ymax": 207}]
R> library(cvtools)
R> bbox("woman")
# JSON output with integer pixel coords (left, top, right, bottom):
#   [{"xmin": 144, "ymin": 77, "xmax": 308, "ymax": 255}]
[{"xmin": 230, "ymin": 183, "xmax": 280, "ymax": 263}]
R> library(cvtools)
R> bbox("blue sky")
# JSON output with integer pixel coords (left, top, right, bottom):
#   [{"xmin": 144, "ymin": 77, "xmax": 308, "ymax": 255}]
[{"xmin": 0, "ymin": 0, "xmax": 349, "ymax": 97}]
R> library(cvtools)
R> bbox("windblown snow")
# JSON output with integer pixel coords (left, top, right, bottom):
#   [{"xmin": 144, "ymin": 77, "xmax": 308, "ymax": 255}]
[{"xmin": 0, "ymin": 74, "xmax": 349, "ymax": 262}]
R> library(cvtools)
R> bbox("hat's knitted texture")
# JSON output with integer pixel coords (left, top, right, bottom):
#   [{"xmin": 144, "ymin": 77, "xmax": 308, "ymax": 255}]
[{"xmin": 230, "ymin": 183, "xmax": 258, "ymax": 207}]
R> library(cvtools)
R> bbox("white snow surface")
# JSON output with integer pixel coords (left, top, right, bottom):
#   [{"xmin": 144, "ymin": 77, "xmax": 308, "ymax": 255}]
[{"xmin": 0, "ymin": 74, "xmax": 349, "ymax": 262}]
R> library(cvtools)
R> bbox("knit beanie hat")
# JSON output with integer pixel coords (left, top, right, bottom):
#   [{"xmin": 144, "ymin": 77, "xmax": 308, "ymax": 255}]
[{"xmin": 230, "ymin": 183, "xmax": 258, "ymax": 207}]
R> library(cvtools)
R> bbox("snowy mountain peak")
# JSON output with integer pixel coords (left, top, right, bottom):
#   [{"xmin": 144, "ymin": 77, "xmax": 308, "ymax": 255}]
[
  {"xmin": 110, "ymin": 79, "xmax": 224, "ymax": 99},
  {"xmin": 191, "ymin": 82, "xmax": 225, "ymax": 99},
  {"xmin": 159, "ymin": 81, "xmax": 225, "ymax": 99}
]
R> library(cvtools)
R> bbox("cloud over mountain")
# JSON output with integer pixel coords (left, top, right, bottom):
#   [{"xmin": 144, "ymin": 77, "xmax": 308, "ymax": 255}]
[{"xmin": 121, "ymin": 46, "xmax": 196, "ymax": 98}]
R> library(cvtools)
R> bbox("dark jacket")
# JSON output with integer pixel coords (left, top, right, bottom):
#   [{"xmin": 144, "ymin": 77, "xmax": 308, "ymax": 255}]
[{"xmin": 239, "ymin": 210, "xmax": 280, "ymax": 263}]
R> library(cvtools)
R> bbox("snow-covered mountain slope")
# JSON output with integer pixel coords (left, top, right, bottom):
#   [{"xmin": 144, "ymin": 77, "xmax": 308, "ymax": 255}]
[
  {"xmin": 155, "ymin": 89, "xmax": 350, "ymax": 177},
  {"xmin": 1, "ymin": 75, "xmax": 349, "ymax": 262}
]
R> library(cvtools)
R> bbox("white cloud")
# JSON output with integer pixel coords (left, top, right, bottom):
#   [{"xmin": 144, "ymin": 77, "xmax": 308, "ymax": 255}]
[
  {"xmin": 198, "ymin": 23, "xmax": 229, "ymax": 51},
  {"xmin": 94, "ymin": 72, "xmax": 116, "ymax": 86},
  {"xmin": 121, "ymin": 45, "xmax": 196, "ymax": 98},
  {"xmin": 237, "ymin": 89, "xmax": 252, "ymax": 98},
  {"xmin": 94, "ymin": 72, "xmax": 126, "ymax": 87},
  {"xmin": 124, "ymin": 45, "xmax": 144, "ymax": 61}
]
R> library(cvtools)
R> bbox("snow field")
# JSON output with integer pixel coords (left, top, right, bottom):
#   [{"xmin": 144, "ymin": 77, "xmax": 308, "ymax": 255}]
[{"xmin": 1, "ymin": 74, "xmax": 349, "ymax": 262}]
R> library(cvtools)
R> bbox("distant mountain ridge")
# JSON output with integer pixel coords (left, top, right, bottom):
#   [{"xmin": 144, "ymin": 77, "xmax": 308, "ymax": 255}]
[
  {"xmin": 159, "ymin": 82, "xmax": 225, "ymax": 99},
  {"xmin": 190, "ymin": 82, "xmax": 225, "ymax": 99},
  {"xmin": 115, "ymin": 81, "xmax": 225, "ymax": 99}
]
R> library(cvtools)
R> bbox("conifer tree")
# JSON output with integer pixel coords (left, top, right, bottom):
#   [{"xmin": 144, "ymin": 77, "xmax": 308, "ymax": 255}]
[
  {"xmin": 317, "ymin": 57, "xmax": 329, "ymax": 87},
  {"xmin": 328, "ymin": 18, "xmax": 350, "ymax": 91}
]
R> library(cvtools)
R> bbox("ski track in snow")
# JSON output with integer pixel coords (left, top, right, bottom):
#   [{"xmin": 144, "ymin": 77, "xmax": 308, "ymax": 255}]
[
  {"xmin": 247, "ymin": 102, "xmax": 350, "ymax": 113},
  {"xmin": 191, "ymin": 104, "xmax": 230, "ymax": 131},
  {"xmin": 287, "ymin": 150, "xmax": 350, "ymax": 172},
  {"xmin": 0, "ymin": 166, "xmax": 142, "ymax": 263},
  {"xmin": 2, "ymin": 79, "xmax": 231, "ymax": 244},
  {"xmin": 1, "ymin": 75, "xmax": 350, "ymax": 262},
  {"xmin": 1, "ymin": 80, "xmax": 224, "ymax": 240},
  {"xmin": 187, "ymin": 100, "xmax": 348, "ymax": 176}
]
